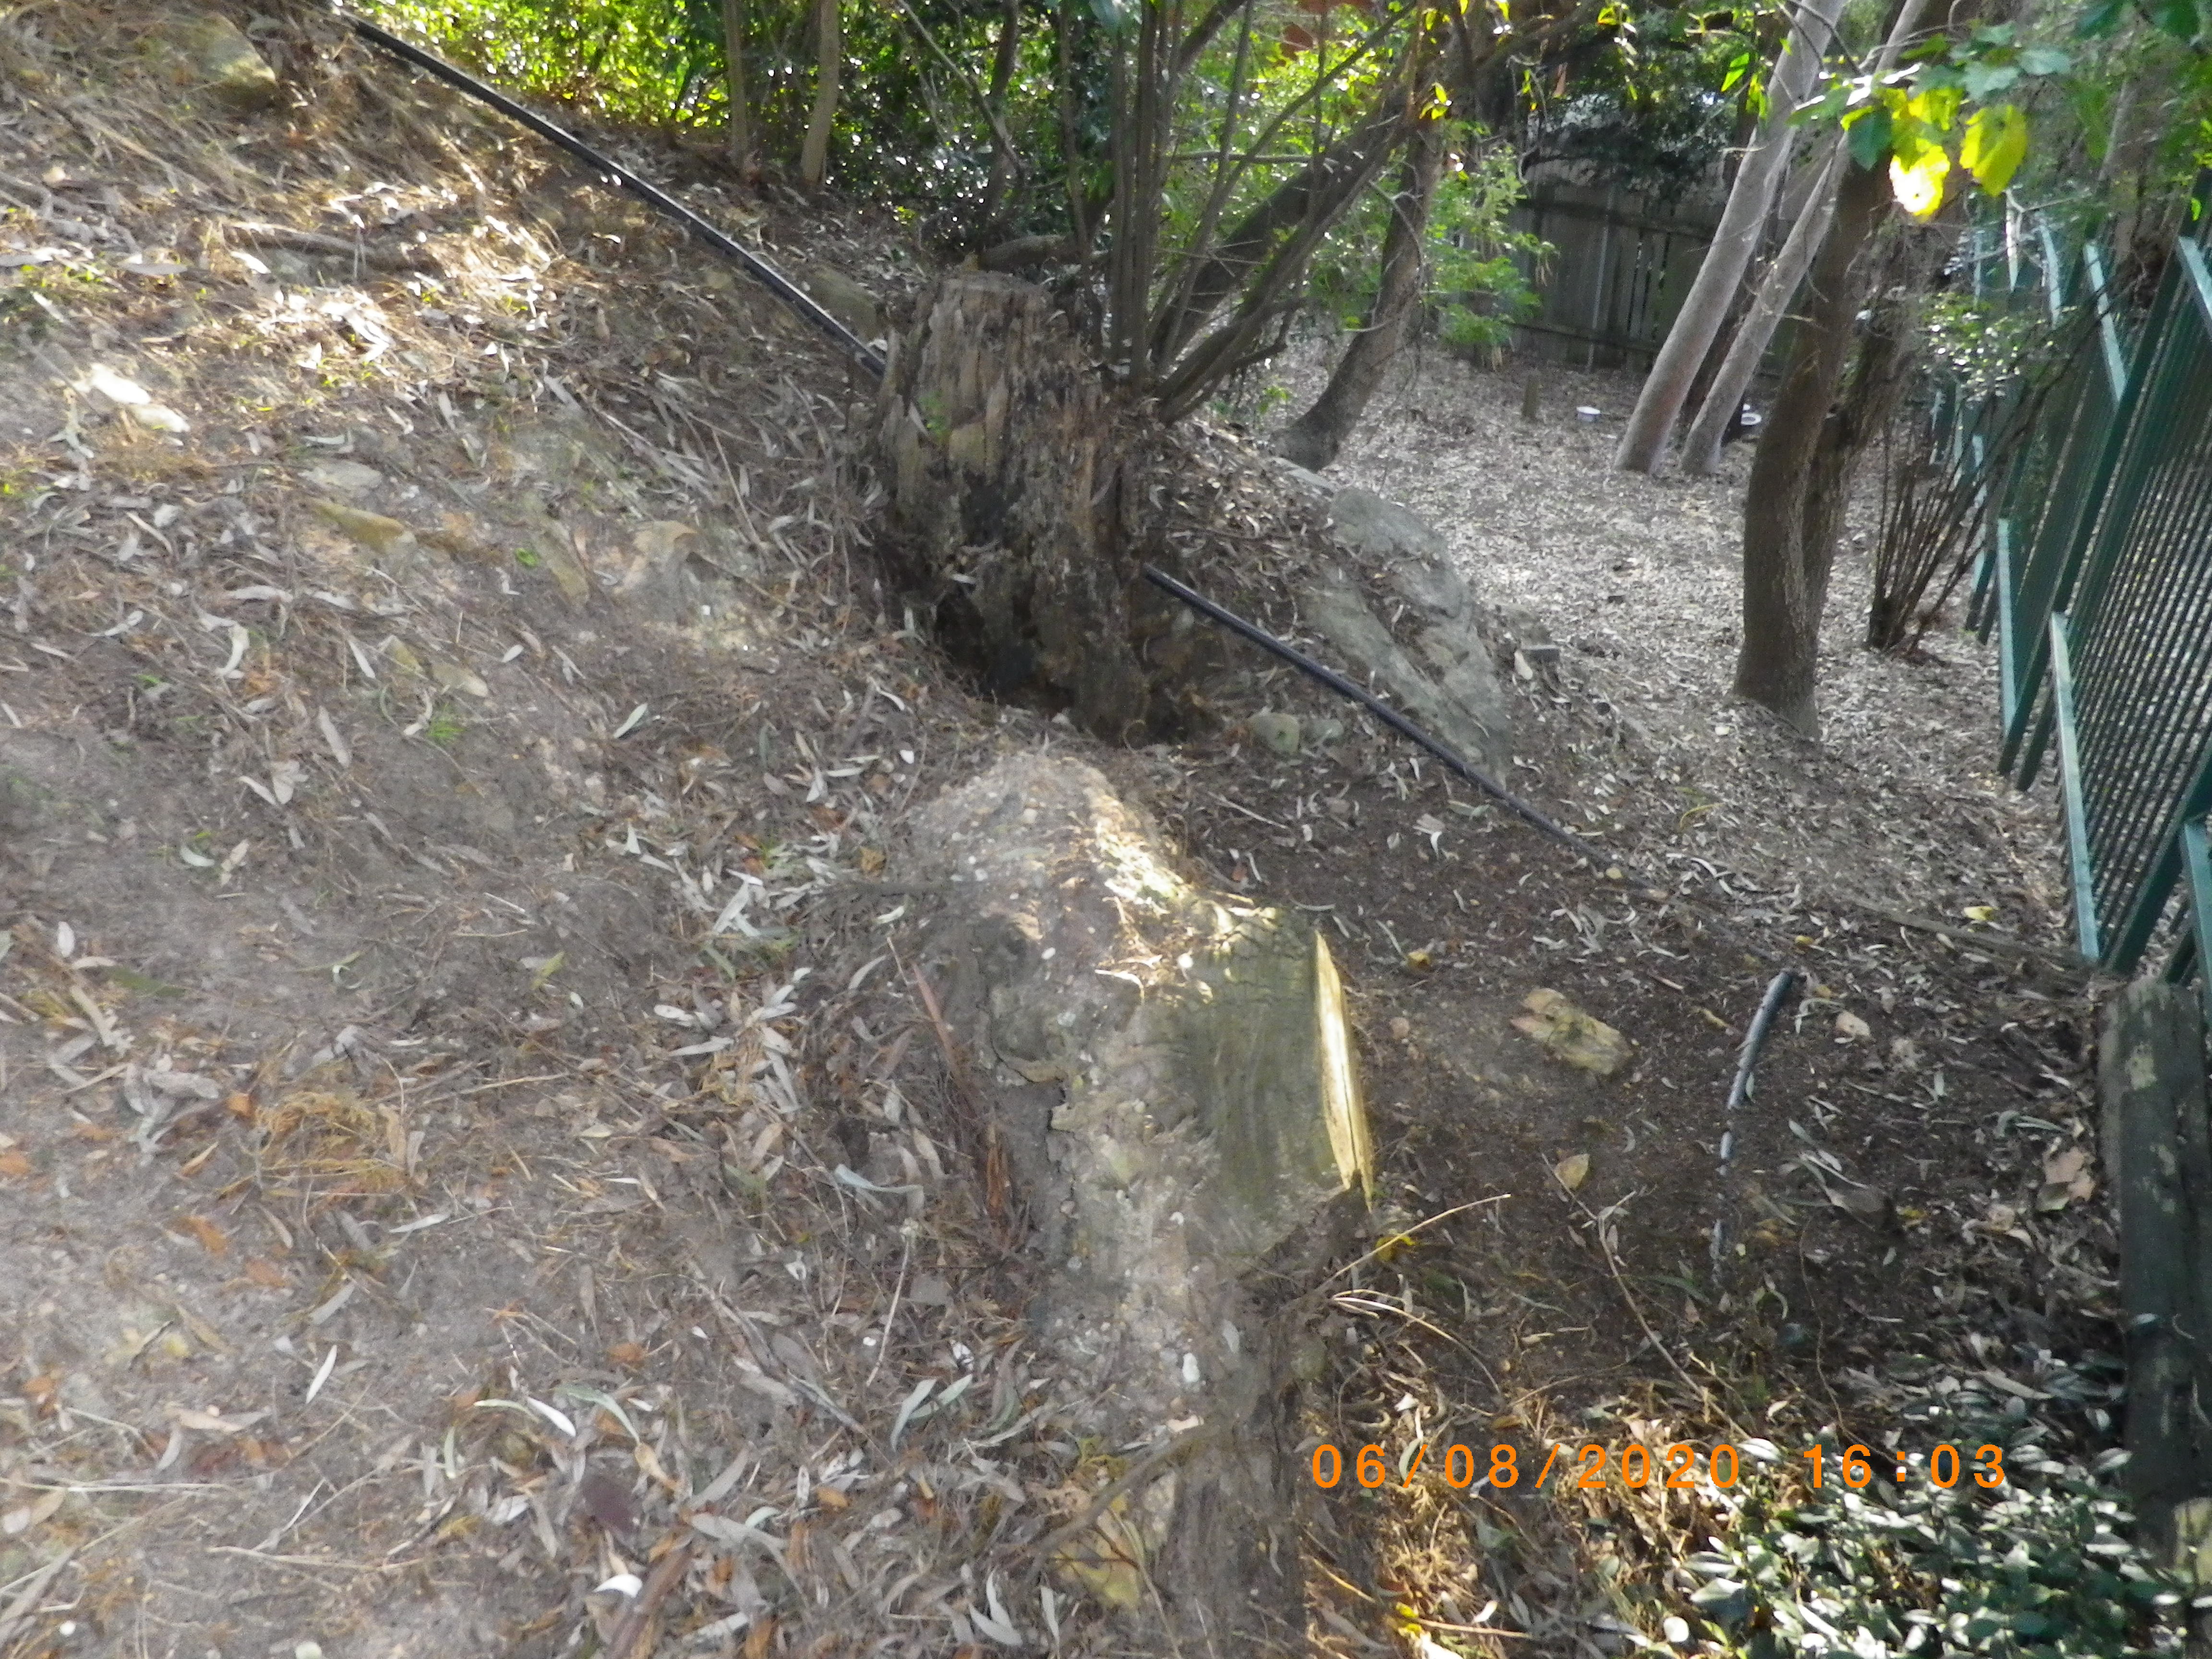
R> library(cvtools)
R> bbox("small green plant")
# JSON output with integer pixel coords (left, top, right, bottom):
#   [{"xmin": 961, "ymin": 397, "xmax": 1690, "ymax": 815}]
[
  {"xmin": 425, "ymin": 704, "xmax": 466, "ymax": 747},
  {"xmin": 1303, "ymin": 130, "xmax": 1549, "ymax": 365},
  {"xmin": 514, "ymin": 546, "xmax": 542, "ymax": 569},
  {"xmin": 1427, "ymin": 146, "xmax": 1548, "ymax": 364}
]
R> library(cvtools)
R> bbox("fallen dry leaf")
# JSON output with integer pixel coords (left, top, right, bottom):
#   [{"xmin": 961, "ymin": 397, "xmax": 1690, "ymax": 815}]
[
  {"xmin": 0, "ymin": 1150, "xmax": 32, "ymax": 1179},
  {"xmin": 243, "ymin": 1258, "xmax": 289, "ymax": 1289},
  {"xmin": 172, "ymin": 1215, "xmax": 229, "ymax": 1256},
  {"xmin": 1554, "ymin": 1152, "xmax": 1591, "ymax": 1191}
]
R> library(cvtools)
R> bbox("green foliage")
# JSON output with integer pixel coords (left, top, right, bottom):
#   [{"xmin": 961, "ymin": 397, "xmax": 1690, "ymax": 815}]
[
  {"xmin": 1306, "ymin": 133, "xmax": 1545, "ymax": 361},
  {"xmin": 1669, "ymin": 1360, "xmax": 2180, "ymax": 1659},
  {"xmin": 367, "ymin": 0, "xmax": 1061, "ymax": 215},
  {"xmin": 1427, "ymin": 145, "xmax": 1547, "ymax": 360},
  {"xmin": 1920, "ymin": 290, "xmax": 2056, "ymax": 401},
  {"xmin": 1528, "ymin": 2, "xmax": 1777, "ymax": 199}
]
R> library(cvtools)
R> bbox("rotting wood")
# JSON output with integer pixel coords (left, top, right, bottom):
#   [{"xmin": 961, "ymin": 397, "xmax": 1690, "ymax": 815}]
[
  {"xmin": 877, "ymin": 274, "xmax": 1149, "ymax": 737},
  {"xmin": 2100, "ymin": 978, "xmax": 2212, "ymax": 1557}
]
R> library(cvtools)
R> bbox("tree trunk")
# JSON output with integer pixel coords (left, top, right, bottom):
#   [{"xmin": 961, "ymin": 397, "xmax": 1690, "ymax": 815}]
[
  {"xmin": 979, "ymin": 0, "xmax": 1023, "ymax": 231},
  {"xmin": 1680, "ymin": 0, "xmax": 1937, "ymax": 474},
  {"xmin": 1678, "ymin": 143, "xmax": 1841, "ymax": 474},
  {"xmin": 878, "ymin": 274, "xmax": 1151, "ymax": 736},
  {"xmin": 1611, "ymin": 0, "xmax": 1846, "ymax": 473},
  {"xmin": 1274, "ymin": 122, "xmax": 1443, "ymax": 471},
  {"xmin": 1731, "ymin": 157, "xmax": 1888, "ymax": 737},
  {"xmin": 721, "ymin": 0, "xmax": 750, "ymax": 174},
  {"xmin": 799, "ymin": 0, "xmax": 840, "ymax": 189}
]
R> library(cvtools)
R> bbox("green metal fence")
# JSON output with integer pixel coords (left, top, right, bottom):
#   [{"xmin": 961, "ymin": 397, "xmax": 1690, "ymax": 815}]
[{"xmin": 1967, "ymin": 183, "xmax": 2212, "ymax": 975}]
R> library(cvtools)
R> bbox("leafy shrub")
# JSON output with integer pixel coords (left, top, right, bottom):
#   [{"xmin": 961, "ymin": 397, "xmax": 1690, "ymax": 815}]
[{"xmin": 1666, "ymin": 1360, "xmax": 2181, "ymax": 1659}]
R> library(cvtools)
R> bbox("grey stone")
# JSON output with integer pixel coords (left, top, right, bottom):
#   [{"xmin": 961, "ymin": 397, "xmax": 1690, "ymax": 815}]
[
  {"xmin": 1250, "ymin": 710, "xmax": 1301, "ymax": 757},
  {"xmin": 166, "ymin": 15, "xmax": 281, "ymax": 110},
  {"xmin": 301, "ymin": 460, "xmax": 383, "ymax": 496},
  {"xmin": 802, "ymin": 264, "xmax": 884, "ymax": 343},
  {"xmin": 1326, "ymin": 486, "xmax": 1445, "ymax": 563},
  {"xmin": 1300, "ymin": 564, "xmax": 1513, "ymax": 770},
  {"xmin": 1268, "ymin": 457, "xmax": 1332, "ymax": 497}
]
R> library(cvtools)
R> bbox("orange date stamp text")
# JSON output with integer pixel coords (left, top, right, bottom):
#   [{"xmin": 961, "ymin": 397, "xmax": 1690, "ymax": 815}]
[{"xmin": 1307, "ymin": 1440, "xmax": 2007, "ymax": 1492}]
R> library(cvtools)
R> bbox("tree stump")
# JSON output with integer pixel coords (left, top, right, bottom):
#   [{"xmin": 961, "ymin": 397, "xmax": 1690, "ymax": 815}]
[
  {"xmin": 877, "ymin": 274, "xmax": 1150, "ymax": 738},
  {"xmin": 912, "ymin": 754, "xmax": 1374, "ymax": 1652}
]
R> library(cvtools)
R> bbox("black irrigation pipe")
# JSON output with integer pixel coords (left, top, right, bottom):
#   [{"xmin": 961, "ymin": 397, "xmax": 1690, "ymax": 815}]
[
  {"xmin": 1140, "ymin": 565, "xmax": 1593, "ymax": 860},
  {"xmin": 1711, "ymin": 968, "xmax": 1802, "ymax": 1271},
  {"xmin": 340, "ymin": 12, "xmax": 889, "ymax": 380}
]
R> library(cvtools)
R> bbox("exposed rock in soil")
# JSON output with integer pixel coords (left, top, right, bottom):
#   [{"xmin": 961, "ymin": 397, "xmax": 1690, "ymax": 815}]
[
  {"xmin": 158, "ymin": 12, "xmax": 280, "ymax": 110},
  {"xmin": 1326, "ymin": 484, "xmax": 1447, "ymax": 563},
  {"xmin": 1301, "ymin": 549, "xmax": 1515, "ymax": 770},
  {"xmin": 910, "ymin": 753, "xmax": 1373, "ymax": 1649}
]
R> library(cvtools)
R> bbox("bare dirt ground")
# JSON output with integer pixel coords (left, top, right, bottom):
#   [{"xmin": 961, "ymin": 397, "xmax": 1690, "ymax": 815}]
[{"xmin": 0, "ymin": 6, "xmax": 2131, "ymax": 1659}]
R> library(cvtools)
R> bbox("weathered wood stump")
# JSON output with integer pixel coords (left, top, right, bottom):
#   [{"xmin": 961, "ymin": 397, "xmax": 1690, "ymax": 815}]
[
  {"xmin": 877, "ymin": 274, "xmax": 1150, "ymax": 738},
  {"xmin": 912, "ymin": 754, "xmax": 1373, "ymax": 1652},
  {"xmin": 2100, "ymin": 978, "xmax": 2212, "ymax": 1562}
]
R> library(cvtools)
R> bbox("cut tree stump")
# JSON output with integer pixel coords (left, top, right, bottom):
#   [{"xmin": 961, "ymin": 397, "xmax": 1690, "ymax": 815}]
[
  {"xmin": 2101, "ymin": 978, "xmax": 2212, "ymax": 1561},
  {"xmin": 877, "ymin": 274, "xmax": 1149, "ymax": 738},
  {"xmin": 911, "ymin": 754, "xmax": 1374, "ymax": 1653}
]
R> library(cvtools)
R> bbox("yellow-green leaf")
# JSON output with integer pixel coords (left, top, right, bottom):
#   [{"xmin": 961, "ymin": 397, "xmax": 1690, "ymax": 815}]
[
  {"xmin": 1906, "ymin": 84, "xmax": 1963, "ymax": 132},
  {"xmin": 1890, "ymin": 144, "xmax": 1951, "ymax": 218},
  {"xmin": 1960, "ymin": 103, "xmax": 2029, "ymax": 197}
]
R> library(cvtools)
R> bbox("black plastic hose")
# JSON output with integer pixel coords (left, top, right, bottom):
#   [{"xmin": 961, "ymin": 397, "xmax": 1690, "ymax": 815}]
[
  {"xmin": 340, "ymin": 12, "xmax": 888, "ymax": 379},
  {"xmin": 1139, "ymin": 565, "xmax": 1591, "ymax": 858}
]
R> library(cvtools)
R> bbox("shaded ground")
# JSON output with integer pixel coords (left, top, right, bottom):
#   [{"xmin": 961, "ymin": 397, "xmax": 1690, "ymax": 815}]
[{"xmin": 0, "ymin": 8, "xmax": 2131, "ymax": 1659}]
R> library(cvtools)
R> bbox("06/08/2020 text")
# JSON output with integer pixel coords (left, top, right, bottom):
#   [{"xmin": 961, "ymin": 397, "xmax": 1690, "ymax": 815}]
[{"xmin": 1308, "ymin": 1442, "xmax": 2007, "ymax": 1492}]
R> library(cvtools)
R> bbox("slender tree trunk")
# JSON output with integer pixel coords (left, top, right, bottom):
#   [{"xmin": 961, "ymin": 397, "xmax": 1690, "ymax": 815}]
[
  {"xmin": 1611, "ymin": 0, "xmax": 1846, "ymax": 473},
  {"xmin": 721, "ymin": 0, "xmax": 751, "ymax": 174},
  {"xmin": 1679, "ymin": 143, "xmax": 1842, "ymax": 474},
  {"xmin": 979, "ymin": 0, "xmax": 1023, "ymax": 231},
  {"xmin": 1732, "ymin": 157, "xmax": 1888, "ymax": 736},
  {"xmin": 1275, "ymin": 123, "xmax": 1443, "ymax": 471},
  {"xmin": 799, "ymin": 0, "xmax": 840, "ymax": 189},
  {"xmin": 1680, "ymin": 0, "xmax": 1937, "ymax": 474}
]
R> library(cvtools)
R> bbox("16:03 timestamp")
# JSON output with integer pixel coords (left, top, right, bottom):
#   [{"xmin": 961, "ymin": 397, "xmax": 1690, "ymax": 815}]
[{"xmin": 1308, "ymin": 1440, "xmax": 2008, "ymax": 1492}]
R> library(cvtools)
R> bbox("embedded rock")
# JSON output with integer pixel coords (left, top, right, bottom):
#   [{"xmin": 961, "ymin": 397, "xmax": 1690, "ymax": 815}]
[{"xmin": 1326, "ymin": 485, "xmax": 1446, "ymax": 563}]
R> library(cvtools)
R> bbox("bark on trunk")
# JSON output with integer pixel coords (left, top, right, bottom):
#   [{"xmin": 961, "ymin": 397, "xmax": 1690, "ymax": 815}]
[
  {"xmin": 1681, "ymin": 0, "xmax": 1938, "ymax": 474},
  {"xmin": 721, "ymin": 0, "xmax": 750, "ymax": 173},
  {"xmin": 1148, "ymin": 95, "xmax": 1408, "ymax": 372},
  {"xmin": 1731, "ymin": 158, "xmax": 1888, "ymax": 737},
  {"xmin": 1274, "ymin": 123, "xmax": 1443, "ymax": 472},
  {"xmin": 878, "ymin": 275, "xmax": 1150, "ymax": 737},
  {"xmin": 799, "ymin": 0, "xmax": 840, "ymax": 189},
  {"xmin": 979, "ymin": 0, "xmax": 1023, "ymax": 231},
  {"xmin": 1679, "ymin": 143, "xmax": 1841, "ymax": 475},
  {"xmin": 1611, "ymin": 0, "xmax": 1847, "ymax": 473}
]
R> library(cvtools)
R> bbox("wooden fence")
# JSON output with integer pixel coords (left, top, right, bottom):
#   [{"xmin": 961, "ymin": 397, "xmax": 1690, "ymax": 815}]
[{"xmin": 1507, "ymin": 181, "xmax": 1722, "ymax": 370}]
